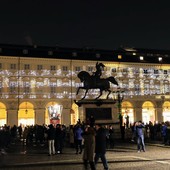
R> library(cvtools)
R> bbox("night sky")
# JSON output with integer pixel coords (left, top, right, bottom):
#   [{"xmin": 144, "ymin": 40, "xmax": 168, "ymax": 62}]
[{"xmin": 1, "ymin": 1, "xmax": 170, "ymax": 50}]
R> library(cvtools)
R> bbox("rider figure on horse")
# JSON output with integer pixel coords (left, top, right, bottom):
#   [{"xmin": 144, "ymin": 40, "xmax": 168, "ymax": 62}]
[{"xmin": 93, "ymin": 62, "xmax": 105, "ymax": 81}]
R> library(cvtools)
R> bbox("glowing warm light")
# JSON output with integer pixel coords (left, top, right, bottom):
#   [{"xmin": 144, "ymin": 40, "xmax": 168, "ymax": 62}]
[{"xmin": 140, "ymin": 56, "xmax": 144, "ymax": 60}]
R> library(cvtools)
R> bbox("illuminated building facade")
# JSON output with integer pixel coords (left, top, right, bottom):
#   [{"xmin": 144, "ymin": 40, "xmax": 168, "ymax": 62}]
[{"xmin": 0, "ymin": 45, "xmax": 170, "ymax": 126}]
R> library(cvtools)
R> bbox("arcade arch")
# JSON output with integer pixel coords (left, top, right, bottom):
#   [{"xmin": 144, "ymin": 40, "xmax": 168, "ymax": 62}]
[
  {"xmin": 70, "ymin": 103, "xmax": 79, "ymax": 125},
  {"xmin": 18, "ymin": 102, "xmax": 35, "ymax": 126},
  {"xmin": 162, "ymin": 101, "xmax": 170, "ymax": 122},
  {"xmin": 121, "ymin": 101, "xmax": 134, "ymax": 128},
  {"xmin": 0, "ymin": 102, "xmax": 7, "ymax": 126},
  {"xmin": 142, "ymin": 101, "xmax": 155, "ymax": 124}
]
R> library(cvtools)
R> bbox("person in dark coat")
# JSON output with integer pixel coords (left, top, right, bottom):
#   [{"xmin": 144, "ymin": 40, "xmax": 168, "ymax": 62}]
[
  {"xmin": 47, "ymin": 124, "xmax": 56, "ymax": 156},
  {"xmin": 94, "ymin": 124, "xmax": 109, "ymax": 170},
  {"xmin": 55, "ymin": 124, "xmax": 65, "ymax": 154},
  {"xmin": 83, "ymin": 126, "xmax": 96, "ymax": 170}
]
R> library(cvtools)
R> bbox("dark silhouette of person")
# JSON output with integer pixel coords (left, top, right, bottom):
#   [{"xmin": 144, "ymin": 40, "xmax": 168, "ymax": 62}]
[
  {"xmin": 89, "ymin": 115, "xmax": 95, "ymax": 127},
  {"xmin": 93, "ymin": 62, "xmax": 105, "ymax": 80}
]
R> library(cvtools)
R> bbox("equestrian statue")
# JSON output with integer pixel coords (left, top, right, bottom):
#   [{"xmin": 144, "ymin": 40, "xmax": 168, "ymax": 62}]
[{"xmin": 76, "ymin": 62, "xmax": 119, "ymax": 100}]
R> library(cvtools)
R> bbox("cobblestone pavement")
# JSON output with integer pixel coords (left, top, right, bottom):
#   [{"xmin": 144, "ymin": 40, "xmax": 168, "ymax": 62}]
[{"xmin": 1, "ymin": 141, "xmax": 170, "ymax": 170}]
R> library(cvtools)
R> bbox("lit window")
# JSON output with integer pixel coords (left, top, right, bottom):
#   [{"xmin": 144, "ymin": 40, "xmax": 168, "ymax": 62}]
[
  {"xmin": 140, "ymin": 56, "xmax": 144, "ymax": 60},
  {"xmin": 118, "ymin": 55, "xmax": 122, "ymax": 59},
  {"xmin": 158, "ymin": 57, "xmax": 162, "ymax": 62}
]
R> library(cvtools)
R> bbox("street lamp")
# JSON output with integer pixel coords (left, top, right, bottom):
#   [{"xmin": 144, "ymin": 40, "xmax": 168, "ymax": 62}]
[
  {"xmin": 117, "ymin": 88, "xmax": 124, "ymax": 124},
  {"xmin": 113, "ymin": 88, "xmax": 124, "ymax": 127}
]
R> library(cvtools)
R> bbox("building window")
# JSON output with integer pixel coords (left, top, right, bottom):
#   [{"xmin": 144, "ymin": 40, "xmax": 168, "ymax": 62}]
[
  {"xmin": 50, "ymin": 86, "xmax": 56, "ymax": 93},
  {"xmin": 24, "ymin": 64, "xmax": 30, "ymax": 70},
  {"xmin": 10, "ymin": 64, "xmax": 16, "ymax": 70},
  {"xmin": 10, "ymin": 86, "xmax": 16, "ymax": 94},
  {"xmin": 62, "ymin": 66, "xmax": 68, "ymax": 72},
  {"xmin": 154, "ymin": 70, "xmax": 158, "ymax": 74},
  {"xmin": 23, "ymin": 82, "xmax": 30, "ymax": 94},
  {"xmin": 75, "ymin": 66, "xmax": 81, "ymax": 72},
  {"xmin": 24, "ymin": 86, "xmax": 30, "ymax": 94},
  {"xmin": 0, "ymin": 63, "xmax": 2, "ymax": 69},
  {"xmin": 164, "ymin": 70, "xmax": 167, "ymax": 74},
  {"xmin": 37, "ymin": 65, "xmax": 43, "ymax": 70},
  {"xmin": 87, "ymin": 66, "xmax": 93, "ymax": 72},
  {"xmin": 144, "ymin": 69, "xmax": 148, "ymax": 74},
  {"xmin": 112, "ymin": 68, "xmax": 117, "ymax": 73},
  {"xmin": 50, "ymin": 65, "xmax": 56, "ymax": 71}
]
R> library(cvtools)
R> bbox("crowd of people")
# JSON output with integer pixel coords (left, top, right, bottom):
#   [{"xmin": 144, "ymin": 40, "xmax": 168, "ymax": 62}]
[{"xmin": 1, "ymin": 120, "xmax": 170, "ymax": 169}]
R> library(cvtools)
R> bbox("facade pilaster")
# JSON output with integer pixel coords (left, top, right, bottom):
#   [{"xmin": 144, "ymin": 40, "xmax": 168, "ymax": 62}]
[
  {"xmin": 7, "ymin": 110, "xmax": 18, "ymax": 126},
  {"xmin": 155, "ymin": 101, "xmax": 163, "ymax": 123},
  {"xmin": 134, "ymin": 107, "xmax": 142, "ymax": 121},
  {"xmin": 35, "ymin": 109, "xmax": 45, "ymax": 125},
  {"xmin": 156, "ymin": 108, "xmax": 163, "ymax": 123}
]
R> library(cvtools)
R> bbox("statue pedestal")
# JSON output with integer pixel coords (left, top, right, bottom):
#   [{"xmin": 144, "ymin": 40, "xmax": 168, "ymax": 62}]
[
  {"xmin": 74, "ymin": 99, "xmax": 116, "ymax": 107},
  {"xmin": 74, "ymin": 99, "xmax": 117, "ymax": 125}
]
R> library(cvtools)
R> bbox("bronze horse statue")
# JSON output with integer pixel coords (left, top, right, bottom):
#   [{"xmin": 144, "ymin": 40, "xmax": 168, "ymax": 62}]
[{"xmin": 76, "ymin": 71, "xmax": 119, "ymax": 100}]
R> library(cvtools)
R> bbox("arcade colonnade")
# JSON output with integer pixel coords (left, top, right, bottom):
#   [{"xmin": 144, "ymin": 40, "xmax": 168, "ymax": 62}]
[
  {"xmin": 0, "ymin": 56, "xmax": 170, "ymax": 127},
  {"xmin": 0, "ymin": 99, "xmax": 170, "ymax": 127}
]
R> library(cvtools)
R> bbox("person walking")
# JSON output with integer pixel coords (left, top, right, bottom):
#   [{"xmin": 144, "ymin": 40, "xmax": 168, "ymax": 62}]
[
  {"xmin": 94, "ymin": 124, "xmax": 109, "ymax": 170},
  {"xmin": 47, "ymin": 124, "xmax": 56, "ymax": 156},
  {"xmin": 135, "ymin": 121, "xmax": 146, "ymax": 152},
  {"xmin": 108, "ymin": 125, "xmax": 114, "ymax": 149},
  {"xmin": 74, "ymin": 124, "xmax": 83, "ymax": 154},
  {"xmin": 82, "ymin": 126, "xmax": 96, "ymax": 170},
  {"xmin": 161, "ymin": 122, "xmax": 167, "ymax": 144}
]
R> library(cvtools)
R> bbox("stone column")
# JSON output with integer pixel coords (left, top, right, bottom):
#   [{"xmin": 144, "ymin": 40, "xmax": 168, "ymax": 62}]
[
  {"xmin": 134, "ymin": 107, "xmax": 143, "ymax": 121},
  {"xmin": 156, "ymin": 108, "xmax": 163, "ymax": 123},
  {"xmin": 35, "ymin": 109, "xmax": 45, "ymax": 125},
  {"xmin": 113, "ymin": 106, "xmax": 118, "ymax": 122},
  {"xmin": 134, "ymin": 101, "xmax": 143, "ymax": 122},
  {"xmin": 7, "ymin": 110, "xmax": 18, "ymax": 126},
  {"xmin": 62, "ymin": 108, "xmax": 70, "ymax": 126}
]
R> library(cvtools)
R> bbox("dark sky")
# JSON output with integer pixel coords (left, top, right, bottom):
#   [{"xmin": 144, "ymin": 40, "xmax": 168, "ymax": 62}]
[{"xmin": 1, "ymin": 0, "xmax": 170, "ymax": 50}]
